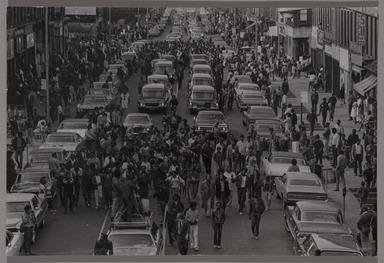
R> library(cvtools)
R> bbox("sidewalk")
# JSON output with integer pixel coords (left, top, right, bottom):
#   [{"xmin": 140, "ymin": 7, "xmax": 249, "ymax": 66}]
[{"xmin": 271, "ymin": 76, "xmax": 375, "ymax": 255}]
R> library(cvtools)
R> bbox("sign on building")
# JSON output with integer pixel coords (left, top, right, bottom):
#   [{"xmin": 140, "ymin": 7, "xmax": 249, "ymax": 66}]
[{"xmin": 358, "ymin": 13, "xmax": 366, "ymax": 46}]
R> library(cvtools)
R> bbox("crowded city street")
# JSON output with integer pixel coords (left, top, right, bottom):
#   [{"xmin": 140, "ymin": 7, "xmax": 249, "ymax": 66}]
[{"xmin": 6, "ymin": 6, "xmax": 377, "ymax": 257}]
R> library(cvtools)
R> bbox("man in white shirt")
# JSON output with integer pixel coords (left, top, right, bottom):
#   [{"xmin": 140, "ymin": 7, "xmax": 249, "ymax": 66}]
[
  {"xmin": 352, "ymin": 139, "xmax": 364, "ymax": 176},
  {"xmin": 331, "ymin": 128, "xmax": 340, "ymax": 167},
  {"xmin": 236, "ymin": 135, "xmax": 248, "ymax": 169},
  {"xmin": 334, "ymin": 120, "xmax": 345, "ymax": 139},
  {"xmin": 120, "ymin": 89, "xmax": 130, "ymax": 117}
]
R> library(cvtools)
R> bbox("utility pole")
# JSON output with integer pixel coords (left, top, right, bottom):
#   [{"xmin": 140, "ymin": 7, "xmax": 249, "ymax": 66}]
[{"xmin": 45, "ymin": 7, "xmax": 50, "ymax": 123}]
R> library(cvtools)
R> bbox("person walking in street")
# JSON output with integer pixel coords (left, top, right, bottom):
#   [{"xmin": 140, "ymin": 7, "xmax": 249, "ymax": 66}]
[
  {"xmin": 323, "ymin": 122, "xmax": 331, "ymax": 159},
  {"xmin": 70, "ymin": 162, "xmax": 83, "ymax": 207},
  {"xmin": 261, "ymin": 176, "xmax": 274, "ymax": 210},
  {"xmin": 328, "ymin": 94, "xmax": 337, "ymax": 122},
  {"xmin": 215, "ymin": 169, "xmax": 230, "ymax": 210},
  {"xmin": 232, "ymin": 168, "xmax": 250, "ymax": 215},
  {"xmin": 312, "ymin": 134, "xmax": 325, "ymax": 165},
  {"xmin": 306, "ymin": 109, "xmax": 318, "ymax": 136},
  {"xmin": 92, "ymin": 172, "xmax": 104, "ymax": 209},
  {"xmin": 201, "ymin": 141, "xmax": 214, "ymax": 174},
  {"xmin": 201, "ymin": 174, "xmax": 215, "ymax": 217},
  {"xmin": 318, "ymin": 98, "xmax": 329, "ymax": 127},
  {"xmin": 153, "ymin": 180, "xmax": 170, "ymax": 221},
  {"xmin": 120, "ymin": 89, "xmax": 130, "ymax": 118},
  {"xmin": 166, "ymin": 171, "xmax": 185, "ymax": 198},
  {"xmin": 224, "ymin": 166, "xmax": 236, "ymax": 207},
  {"xmin": 212, "ymin": 201, "xmax": 226, "ymax": 249},
  {"xmin": 248, "ymin": 195, "xmax": 266, "ymax": 240},
  {"xmin": 331, "ymin": 128, "xmax": 341, "ymax": 167},
  {"xmin": 62, "ymin": 169, "xmax": 75, "ymax": 214},
  {"xmin": 186, "ymin": 200, "xmax": 200, "ymax": 252},
  {"xmin": 352, "ymin": 139, "xmax": 364, "ymax": 177},
  {"xmin": 166, "ymin": 194, "xmax": 185, "ymax": 247},
  {"xmin": 22, "ymin": 204, "xmax": 37, "ymax": 255},
  {"xmin": 12, "ymin": 131, "xmax": 27, "ymax": 169},
  {"xmin": 176, "ymin": 212, "xmax": 189, "ymax": 255},
  {"xmin": 362, "ymin": 163, "xmax": 374, "ymax": 190},
  {"xmin": 236, "ymin": 135, "xmax": 248, "ymax": 169},
  {"xmin": 111, "ymin": 170, "xmax": 123, "ymax": 222},
  {"xmin": 356, "ymin": 206, "xmax": 374, "ymax": 247},
  {"xmin": 335, "ymin": 150, "xmax": 348, "ymax": 191}
]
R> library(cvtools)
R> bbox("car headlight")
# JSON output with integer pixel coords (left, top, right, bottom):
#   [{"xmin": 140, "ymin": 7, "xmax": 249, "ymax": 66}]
[{"xmin": 213, "ymin": 103, "xmax": 219, "ymax": 107}]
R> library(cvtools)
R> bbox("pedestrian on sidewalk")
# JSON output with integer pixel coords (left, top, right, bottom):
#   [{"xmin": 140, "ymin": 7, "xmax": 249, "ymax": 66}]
[
  {"xmin": 331, "ymin": 128, "xmax": 340, "ymax": 167},
  {"xmin": 212, "ymin": 201, "xmax": 226, "ymax": 249},
  {"xmin": 334, "ymin": 120, "xmax": 345, "ymax": 140},
  {"xmin": 335, "ymin": 150, "xmax": 348, "ymax": 191},
  {"xmin": 328, "ymin": 94, "xmax": 337, "ymax": 122},
  {"xmin": 11, "ymin": 131, "xmax": 27, "ymax": 169},
  {"xmin": 22, "ymin": 205, "xmax": 37, "ymax": 255},
  {"xmin": 312, "ymin": 134, "xmax": 325, "ymax": 165},
  {"xmin": 362, "ymin": 163, "xmax": 374, "ymax": 190},
  {"xmin": 319, "ymin": 98, "xmax": 329, "ymax": 127},
  {"xmin": 352, "ymin": 139, "xmax": 364, "ymax": 177},
  {"xmin": 350, "ymin": 98, "xmax": 358, "ymax": 124},
  {"xmin": 186, "ymin": 200, "xmax": 199, "ymax": 252},
  {"xmin": 338, "ymin": 84, "xmax": 346, "ymax": 106},
  {"xmin": 311, "ymin": 90, "xmax": 319, "ymax": 113},
  {"xmin": 248, "ymin": 195, "xmax": 266, "ymax": 240},
  {"xmin": 306, "ymin": 109, "xmax": 318, "ymax": 136},
  {"xmin": 357, "ymin": 181, "xmax": 369, "ymax": 209}
]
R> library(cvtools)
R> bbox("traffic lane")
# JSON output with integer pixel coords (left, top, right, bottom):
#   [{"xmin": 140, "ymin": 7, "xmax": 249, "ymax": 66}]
[
  {"xmin": 165, "ymin": 172, "xmax": 294, "ymax": 255},
  {"xmin": 27, "ymin": 195, "xmax": 108, "ymax": 255}
]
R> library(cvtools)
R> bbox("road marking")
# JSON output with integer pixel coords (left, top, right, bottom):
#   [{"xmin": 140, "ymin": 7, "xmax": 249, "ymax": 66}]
[{"xmin": 98, "ymin": 209, "xmax": 110, "ymax": 240}]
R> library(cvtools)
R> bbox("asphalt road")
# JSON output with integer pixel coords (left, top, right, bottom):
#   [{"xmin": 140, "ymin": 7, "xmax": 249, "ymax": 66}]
[{"xmin": 21, "ymin": 19, "xmax": 356, "ymax": 256}]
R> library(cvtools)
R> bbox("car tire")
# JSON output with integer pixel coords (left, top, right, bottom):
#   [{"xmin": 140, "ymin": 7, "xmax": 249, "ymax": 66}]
[
  {"xmin": 40, "ymin": 217, "xmax": 46, "ymax": 228},
  {"xmin": 284, "ymin": 216, "xmax": 290, "ymax": 233}
]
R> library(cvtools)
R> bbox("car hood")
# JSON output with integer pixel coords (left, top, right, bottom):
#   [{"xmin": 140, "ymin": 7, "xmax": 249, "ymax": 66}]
[
  {"xmin": 190, "ymin": 98, "xmax": 215, "ymax": 103},
  {"xmin": 196, "ymin": 120, "xmax": 227, "ymax": 127},
  {"xmin": 40, "ymin": 143, "xmax": 81, "ymax": 151},
  {"xmin": 6, "ymin": 213, "xmax": 23, "ymax": 229},
  {"xmin": 239, "ymin": 98, "xmax": 265, "ymax": 104},
  {"xmin": 77, "ymin": 103, "xmax": 107, "ymax": 109},
  {"xmin": 11, "ymin": 182, "xmax": 41, "ymax": 193},
  {"xmin": 124, "ymin": 123, "xmax": 153, "ymax": 128},
  {"xmin": 139, "ymin": 98, "xmax": 165, "ymax": 102},
  {"xmin": 297, "ymin": 222, "xmax": 352, "ymax": 235},
  {"xmin": 113, "ymin": 246, "xmax": 157, "ymax": 256},
  {"xmin": 268, "ymin": 164, "xmax": 311, "ymax": 176}
]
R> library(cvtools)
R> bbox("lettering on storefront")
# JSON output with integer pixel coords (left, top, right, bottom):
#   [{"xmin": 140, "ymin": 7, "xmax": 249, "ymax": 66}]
[{"xmin": 358, "ymin": 13, "xmax": 366, "ymax": 46}]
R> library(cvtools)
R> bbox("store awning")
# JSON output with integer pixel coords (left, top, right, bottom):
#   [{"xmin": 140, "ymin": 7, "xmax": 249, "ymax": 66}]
[{"xmin": 353, "ymin": 75, "xmax": 377, "ymax": 96}]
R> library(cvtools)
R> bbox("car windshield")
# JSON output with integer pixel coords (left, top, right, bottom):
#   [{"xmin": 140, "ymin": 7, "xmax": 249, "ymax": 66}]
[
  {"xmin": 237, "ymin": 77, "xmax": 251, "ymax": 83},
  {"xmin": 301, "ymin": 211, "xmax": 342, "ymax": 223},
  {"xmin": 109, "ymin": 234, "xmax": 153, "ymax": 247},
  {"xmin": 320, "ymin": 251, "xmax": 361, "ymax": 256},
  {"xmin": 148, "ymin": 79, "xmax": 168, "ymax": 86},
  {"xmin": 193, "ymin": 79, "xmax": 211, "ymax": 86},
  {"xmin": 156, "ymin": 65, "xmax": 172, "ymax": 73},
  {"xmin": 242, "ymin": 94, "xmax": 263, "ymax": 99},
  {"xmin": 84, "ymin": 97, "xmax": 106, "ymax": 103},
  {"xmin": 257, "ymin": 124, "xmax": 281, "ymax": 130},
  {"xmin": 195, "ymin": 70, "xmax": 210, "ymax": 74},
  {"xmin": 192, "ymin": 60, "xmax": 207, "ymax": 66},
  {"xmin": 126, "ymin": 116, "xmax": 150, "ymax": 124},
  {"xmin": 272, "ymin": 157, "xmax": 306, "ymax": 165},
  {"xmin": 142, "ymin": 89, "xmax": 164, "ymax": 98},
  {"xmin": 31, "ymin": 152, "xmax": 63, "ymax": 162},
  {"xmin": 192, "ymin": 91, "xmax": 214, "ymax": 100},
  {"xmin": 290, "ymin": 179, "xmax": 321, "ymax": 187},
  {"xmin": 59, "ymin": 122, "xmax": 88, "ymax": 130},
  {"xmin": 197, "ymin": 113, "xmax": 224, "ymax": 122},
  {"xmin": 249, "ymin": 108, "xmax": 274, "ymax": 115},
  {"xmin": 7, "ymin": 202, "xmax": 30, "ymax": 213},
  {"xmin": 46, "ymin": 135, "xmax": 76, "ymax": 143},
  {"xmin": 17, "ymin": 173, "xmax": 47, "ymax": 184},
  {"xmin": 239, "ymin": 86, "xmax": 258, "ymax": 92},
  {"xmin": 91, "ymin": 90, "xmax": 109, "ymax": 95}
]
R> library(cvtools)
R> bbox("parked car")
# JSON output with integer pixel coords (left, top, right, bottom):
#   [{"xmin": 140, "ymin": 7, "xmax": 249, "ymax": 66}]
[
  {"xmin": 190, "ymin": 54, "xmax": 208, "ymax": 61},
  {"xmin": 194, "ymin": 110, "xmax": 228, "ymax": 136},
  {"xmin": 6, "ymin": 230, "xmax": 23, "ymax": 256},
  {"xmin": 241, "ymin": 106, "xmax": 278, "ymax": 129},
  {"xmin": 160, "ymin": 54, "xmax": 176, "ymax": 64},
  {"xmin": 190, "ymin": 59, "xmax": 208, "ymax": 71},
  {"xmin": 24, "ymin": 148, "xmax": 66, "ymax": 170},
  {"xmin": 89, "ymin": 88, "xmax": 114, "ymax": 103},
  {"xmin": 123, "ymin": 113, "xmax": 154, "ymax": 134},
  {"xmin": 107, "ymin": 221, "xmax": 165, "ymax": 255},
  {"xmin": 276, "ymin": 173, "xmax": 328, "ymax": 208},
  {"xmin": 11, "ymin": 168, "xmax": 57, "ymax": 201},
  {"xmin": 188, "ymin": 85, "xmax": 218, "ymax": 114},
  {"xmin": 260, "ymin": 151, "xmax": 311, "ymax": 178},
  {"xmin": 237, "ymin": 91, "xmax": 268, "ymax": 111},
  {"xmin": 150, "ymin": 59, "xmax": 166, "ymax": 71},
  {"xmin": 234, "ymin": 83, "xmax": 260, "ymax": 99},
  {"xmin": 189, "ymin": 73, "xmax": 213, "ymax": 93},
  {"xmin": 137, "ymin": 84, "xmax": 169, "ymax": 112},
  {"xmin": 6, "ymin": 193, "xmax": 48, "ymax": 244},
  {"xmin": 77, "ymin": 95, "xmax": 110, "ymax": 117},
  {"xmin": 57, "ymin": 118, "xmax": 90, "ymax": 139},
  {"xmin": 295, "ymin": 234, "xmax": 363, "ymax": 256},
  {"xmin": 193, "ymin": 64, "xmax": 212, "ymax": 76},
  {"xmin": 254, "ymin": 120, "xmax": 283, "ymax": 139},
  {"xmin": 154, "ymin": 61, "xmax": 175, "ymax": 83},
  {"xmin": 39, "ymin": 132, "xmax": 83, "ymax": 155},
  {"xmin": 147, "ymin": 74, "xmax": 171, "ymax": 91}
]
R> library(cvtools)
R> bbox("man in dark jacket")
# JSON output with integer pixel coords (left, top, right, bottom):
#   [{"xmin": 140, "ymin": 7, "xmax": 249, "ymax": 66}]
[
  {"xmin": 153, "ymin": 180, "xmax": 170, "ymax": 221},
  {"xmin": 12, "ymin": 131, "xmax": 27, "ymax": 169},
  {"xmin": 281, "ymin": 77, "xmax": 289, "ymax": 95},
  {"xmin": 215, "ymin": 168, "xmax": 230, "ymax": 209},
  {"xmin": 94, "ymin": 233, "xmax": 113, "ymax": 255},
  {"xmin": 232, "ymin": 168, "xmax": 251, "ymax": 215},
  {"xmin": 166, "ymin": 194, "xmax": 185, "ymax": 247},
  {"xmin": 249, "ymin": 195, "xmax": 266, "ymax": 240},
  {"xmin": 311, "ymin": 90, "xmax": 319, "ymax": 113}
]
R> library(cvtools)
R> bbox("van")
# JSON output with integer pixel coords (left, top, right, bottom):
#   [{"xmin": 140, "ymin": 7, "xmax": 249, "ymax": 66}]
[
  {"xmin": 189, "ymin": 73, "xmax": 213, "ymax": 93},
  {"xmin": 137, "ymin": 83, "xmax": 168, "ymax": 112},
  {"xmin": 188, "ymin": 85, "xmax": 218, "ymax": 114},
  {"xmin": 147, "ymin": 74, "xmax": 171, "ymax": 90},
  {"xmin": 154, "ymin": 61, "xmax": 175, "ymax": 84},
  {"xmin": 193, "ymin": 64, "xmax": 212, "ymax": 76}
]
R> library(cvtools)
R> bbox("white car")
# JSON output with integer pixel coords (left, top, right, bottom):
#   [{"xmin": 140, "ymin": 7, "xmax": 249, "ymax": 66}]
[
  {"xmin": 39, "ymin": 132, "xmax": 83, "ymax": 154},
  {"xmin": 6, "ymin": 230, "xmax": 23, "ymax": 256},
  {"xmin": 57, "ymin": 119, "xmax": 90, "ymax": 139}
]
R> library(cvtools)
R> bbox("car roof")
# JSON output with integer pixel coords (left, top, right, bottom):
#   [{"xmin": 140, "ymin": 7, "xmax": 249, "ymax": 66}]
[
  {"xmin": 47, "ymin": 132, "xmax": 79, "ymax": 136},
  {"xmin": 271, "ymin": 151, "xmax": 306, "ymax": 158},
  {"xmin": 310, "ymin": 234, "xmax": 361, "ymax": 252},
  {"xmin": 161, "ymin": 54, "xmax": 175, "ymax": 58},
  {"xmin": 255, "ymin": 119, "xmax": 281, "ymax": 125},
  {"xmin": 192, "ymin": 85, "xmax": 214, "ymax": 91},
  {"xmin": 198, "ymin": 110, "xmax": 224, "ymax": 115},
  {"xmin": 7, "ymin": 193, "xmax": 35, "ymax": 202},
  {"xmin": 193, "ymin": 64, "xmax": 211, "ymax": 69},
  {"xmin": 155, "ymin": 60, "xmax": 173, "ymax": 66},
  {"xmin": 109, "ymin": 229, "xmax": 151, "ymax": 236},
  {"xmin": 192, "ymin": 58, "xmax": 207, "ymax": 62},
  {"xmin": 238, "ymin": 83, "xmax": 259, "ymax": 88},
  {"xmin": 192, "ymin": 73, "xmax": 212, "ymax": 78},
  {"xmin": 30, "ymin": 148, "xmax": 66, "ymax": 154},
  {"xmin": 142, "ymin": 83, "xmax": 165, "ymax": 89},
  {"xmin": 84, "ymin": 95, "xmax": 106, "ymax": 98},
  {"xmin": 295, "ymin": 200, "xmax": 340, "ymax": 212}
]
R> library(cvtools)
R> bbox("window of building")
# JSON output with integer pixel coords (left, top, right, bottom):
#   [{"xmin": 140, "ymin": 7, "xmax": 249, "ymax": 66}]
[{"xmin": 300, "ymin": 9, "xmax": 308, "ymax": 23}]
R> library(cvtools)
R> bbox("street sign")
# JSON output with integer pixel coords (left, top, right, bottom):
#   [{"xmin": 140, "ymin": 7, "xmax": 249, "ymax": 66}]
[{"xmin": 301, "ymin": 91, "xmax": 308, "ymax": 103}]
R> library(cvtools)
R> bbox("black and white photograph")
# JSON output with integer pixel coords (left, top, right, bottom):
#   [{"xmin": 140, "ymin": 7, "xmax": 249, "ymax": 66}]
[{"xmin": 5, "ymin": 5, "xmax": 378, "ymax": 258}]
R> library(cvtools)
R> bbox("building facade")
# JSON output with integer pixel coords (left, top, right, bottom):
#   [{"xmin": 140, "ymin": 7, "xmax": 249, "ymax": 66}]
[
  {"xmin": 7, "ymin": 7, "xmax": 68, "ymax": 92},
  {"xmin": 277, "ymin": 8, "xmax": 312, "ymax": 60},
  {"xmin": 311, "ymin": 7, "xmax": 378, "ymax": 100}
]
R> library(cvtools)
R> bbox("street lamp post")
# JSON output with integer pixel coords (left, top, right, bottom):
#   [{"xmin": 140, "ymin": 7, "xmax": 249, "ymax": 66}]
[{"xmin": 45, "ymin": 7, "xmax": 50, "ymax": 123}]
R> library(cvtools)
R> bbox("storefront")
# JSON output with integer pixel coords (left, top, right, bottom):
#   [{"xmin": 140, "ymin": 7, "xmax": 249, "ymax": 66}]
[
  {"xmin": 278, "ymin": 24, "xmax": 311, "ymax": 60},
  {"xmin": 25, "ymin": 24, "xmax": 36, "ymax": 69},
  {"xmin": 339, "ymin": 47, "xmax": 350, "ymax": 98},
  {"xmin": 7, "ymin": 29, "xmax": 16, "ymax": 90}
]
